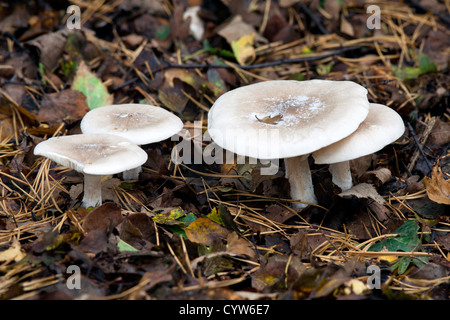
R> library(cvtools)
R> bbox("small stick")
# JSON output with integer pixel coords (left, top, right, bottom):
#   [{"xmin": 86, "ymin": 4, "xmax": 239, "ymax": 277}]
[
  {"xmin": 112, "ymin": 46, "xmax": 361, "ymax": 91},
  {"xmin": 407, "ymin": 120, "xmax": 435, "ymax": 175}
]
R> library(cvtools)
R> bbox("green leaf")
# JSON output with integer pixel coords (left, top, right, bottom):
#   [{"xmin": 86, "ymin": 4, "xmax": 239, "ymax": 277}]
[
  {"xmin": 393, "ymin": 66, "xmax": 422, "ymax": 81},
  {"xmin": 418, "ymin": 53, "xmax": 437, "ymax": 74},
  {"xmin": 369, "ymin": 220, "xmax": 421, "ymax": 252},
  {"xmin": 71, "ymin": 61, "xmax": 113, "ymax": 109},
  {"xmin": 155, "ymin": 25, "xmax": 170, "ymax": 40},
  {"xmin": 117, "ymin": 239, "xmax": 139, "ymax": 252},
  {"xmin": 369, "ymin": 220, "xmax": 428, "ymax": 274},
  {"xmin": 393, "ymin": 53, "xmax": 437, "ymax": 80}
]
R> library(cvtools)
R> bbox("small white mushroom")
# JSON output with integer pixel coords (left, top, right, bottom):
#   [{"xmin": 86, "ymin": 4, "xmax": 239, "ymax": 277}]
[
  {"xmin": 207, "ymin": 80, "xmax": 370, "ymax": 209},
  {"xmin": 80, "ymin": 104, "xmax": 183, "ymax": 180},
  {"xmin": 33, "ymin": 134, "xmax": 148, "ymax": 208},
  {"xmin": 312, "ymin": 103, "xmax": 405, "ymax": 191}
]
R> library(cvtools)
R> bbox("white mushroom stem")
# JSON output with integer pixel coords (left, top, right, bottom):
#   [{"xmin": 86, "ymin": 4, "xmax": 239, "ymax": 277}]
[
  {"xmin": 82, "ymin": 174, "xmax": 102, "ymax": 208},
  {"xmin": 123, "ymin": 166, "xmax": 142, "ymax": 180},
  {"xmin": 329, "ymin": 161, "xmax": 353, "ymax": 191},
  {"xmin": 122, "ymin": 144, "xmax": 144, "ymax": 180},
  {"xmin": 284, "ymin": 155, "xmax": 317, "ymax": 209}
]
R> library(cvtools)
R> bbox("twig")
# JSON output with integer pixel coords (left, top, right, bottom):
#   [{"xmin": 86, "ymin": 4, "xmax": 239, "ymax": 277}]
[
  {"xmin": 406, "ymin": 120, "xmax": 435, "ymax": 175},
  {"xmin": 112, "ymin": 46, "xmax": 362, "ymax": 91},
  {"xmin": 296, "ymin": 1, "xmax": 329, "ymax": 35}
]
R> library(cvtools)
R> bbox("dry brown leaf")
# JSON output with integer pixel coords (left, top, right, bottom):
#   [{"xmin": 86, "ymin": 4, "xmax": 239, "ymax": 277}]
[
  {"xmin": 226, "ymin": 232, "xmax": 257, "ymax": 259},
  {"xmin": 359, "ymin": 168, "xmax": 392, "ymax": 187},
  {"xmin": 423, "ymin": 165, "xmax": 450, "ymax": 205},
  {"xmin": 0, "ymin": 238, "xmax": 25, "ymax": 264},
  {"xmin": 82, "ymin": 202, "xmax": 124, "ymax": 233},
  {"xmin": 338, "ymin": 183, "xmax": 385, "ymax": 205},
  {"xmin": 36, "ymin": 89, "xmax": 90, "ymax": 125}
]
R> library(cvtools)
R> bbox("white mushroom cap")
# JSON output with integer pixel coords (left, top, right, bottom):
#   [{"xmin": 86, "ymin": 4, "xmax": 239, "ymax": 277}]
[
  {"xmin": 207, "ymin": 80, "xmax": 370, "ymax": 160},
  {"xmin": 34, "ymin": 134, "xmax": 148, "ymax": 208},
  {"xmin": 33, "ymin": 134, "xmax": 148, "ymax": 175},
  {"xmin": 312, "ymin": 103, "xmax": 405, "ymax": 164},
  {"xmin": 80, "ymin": 104, "xmax": 184, "ymax": 146},
  {"xmin": 207, "ymin": 79, "xmax": 370, "ymax": 209}
]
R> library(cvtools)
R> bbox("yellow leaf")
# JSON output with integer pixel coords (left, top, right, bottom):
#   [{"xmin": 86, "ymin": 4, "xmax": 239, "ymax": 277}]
[
  {"xmin": 231, "ymin": 33, "xmax": 256, "ymax": 65},
  {"xmin": 185, "ymin": 218, "xmax": 230, "ymax": 246},
  {"xmin": 424, "ymin": 164, "xmax": 450, "ymax": 205}
]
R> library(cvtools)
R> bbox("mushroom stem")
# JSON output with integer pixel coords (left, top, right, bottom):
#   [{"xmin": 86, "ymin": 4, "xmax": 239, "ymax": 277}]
[
  {"xmin": 122, "ymin": 144, "xmax": 144, "ymax": 180},
  {"xmin": 122, "ymin": 166, "xmax": 142, "ymax": 180},
  {"xmin": 284, "ymin": 155, "xmax": 317, "ymax": 209},
  {"xmin": 82, "ymin": 174, "xmax": 102, "ymax": 208},
  {"xmin": 329, "ymin": 161, "xmax": 353, "ymax": 191}
]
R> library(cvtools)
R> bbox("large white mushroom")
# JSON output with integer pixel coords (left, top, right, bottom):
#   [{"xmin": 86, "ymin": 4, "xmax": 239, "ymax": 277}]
[
  {"xmin": 312, "ymin": 103, "xmax": 405, "ymax": 191},
  {"xmin": 207, "ymin": 80, "xmax": 370, "ymax": 209},
  {"xmin": 34, "ymin": 134, "xmax": 148, "ymax": 208},
  {"xmin": 80, "ymin": 104, "xmax": 183, "ymax": 180}
]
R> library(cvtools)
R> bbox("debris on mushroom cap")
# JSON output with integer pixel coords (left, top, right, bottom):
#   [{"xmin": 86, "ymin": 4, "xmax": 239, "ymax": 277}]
[
  {"xmin": 207, "ymin": 80, "xmax": 370, "ymax": 159},
  {"xmin": 33, "ymin": 134, "xmax": 148, "ymax": 175},
  {"xmin": 80, "ymin": 104, "xmax": 184, "ymax": 145},
  {"xmin": 312, "ymin": 103, "xmax": 405, "ymax": 164}
]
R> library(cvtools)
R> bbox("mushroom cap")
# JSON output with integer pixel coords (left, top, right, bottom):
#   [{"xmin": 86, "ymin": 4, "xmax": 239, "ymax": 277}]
[
  {"xmin": 207, "ymin": 80, "xmax": 370, "ymax": 159},
  {"xmin": 312, "ymin": 103, "xmax": 405, "ymax": 164},
  {"xmin": 80, "ymin": 104, "xmax": 184, "ymax": 145},
  {"xmin": 33, "ymin": 134, "xmax": 148, "ymax": 175}
]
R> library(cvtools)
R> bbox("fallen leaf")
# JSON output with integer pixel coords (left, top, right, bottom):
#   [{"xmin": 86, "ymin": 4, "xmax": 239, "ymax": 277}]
[
  {"xmin": 359, "ymin": 168, "xmax": 392, "ymax": 187},
  {"xmin": 0, "ymin": 238, "xmax": 25, "ymax": 264},
  {"xmin": 423, "ymin": 164, "xmax": 450, "ymax": 205},
  {"xmin": 35, "ymin": 89, "xmax": 90, "ymax": 125},
  {"xmin": 152, "ymin": 207, "xmax": 187, "ymax": 226},
  {"xmin": 82, "ymin": 202, "xmax": 124, "ymax": 233},
  {"xmin": 185, "ymin": 217, "xmax": 230, "ymax": 246},
  {"xmin": 71, "ymin": 61, "xmax": 113, "ymax": 110},
  {"xmin": 338, "ymin": 183, "xmax": 385, "ymax": 205},
  {"xmin": 226, "ymin": 232, "xmax": 256, "ymax": 259},
  {"xmin": 231, "ymin": 33, "xmax": 256, "ymax": 65},
  {"xmin": 255, "ymin": 113, "xmax": 283, "ymax": 125},
  {"xmin": 251, "ymin": 255, "xmax": 306, "ymax": 291}
]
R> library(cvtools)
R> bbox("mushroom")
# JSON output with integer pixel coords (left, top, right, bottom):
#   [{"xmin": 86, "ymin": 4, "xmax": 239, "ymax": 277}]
[
  {"xmin": 312, "ymin": 103, "xmax": 405, "ymax": 191},
  {"xmin": 207, "ymin": 80, "xmax": 370, "ymax": 209},
  {"xmin": 33, "ymin": 134, "xmax": 148, "ymax": 208},
  {"xmin": 80, "ymin": 104, "xmax": 184, "ymax": 180}
]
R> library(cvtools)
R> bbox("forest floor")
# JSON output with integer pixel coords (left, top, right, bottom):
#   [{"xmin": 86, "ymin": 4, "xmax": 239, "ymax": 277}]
[{"xmin": 0, "ymin": 0, "xmax": 449, "ymax": 301}]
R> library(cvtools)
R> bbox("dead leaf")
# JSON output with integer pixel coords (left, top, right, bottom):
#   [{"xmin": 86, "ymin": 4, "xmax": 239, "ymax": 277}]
[
  {"xmin": 423, "ymin": 164, "xmax": 450, "ymax": 205},
  {"xmin": 255, "ymin": 113, "xmax": 283, "ymax": 125},
  {"xmin": 217, "ymin": 15, "xmax": 257, "ymax": 43},
  {"xmin": 428, "ymin": 118, "xmax": 450, "ymax": 147},
  {"xmin": 185, "ymin": 217, "xmax": 230, "ymax": 246},
  {"xmin": 25, "ymin": 29, "xmax": 70, "ymax": 70},
  {"xmin": 0, "ymin": 238, "xmax": 26, "ymax": 264},
  {"xmin": 82, "ymin": 202, "xmax": 124, "ymax": 233},
  {"xmin": 226, "ymin": 232, "xmax": 256, "ymax": 259},
  {"xmin": 359, "ymin": 168, "xmax": 392, "ymax": 187},
  {"xmin": 36, "ymin": 89, "xmax": 90, "ymax": 125},
  {"xmin": 251, "ymin": 255, "xmax": 306, "ymax": 291},
  {"xmin": 231, "ymin": 33, "xmax": 256, "ymax": 65},
  {"xmin": 338, "ymin": 183, "xmax": 385, "ymax": 205}
]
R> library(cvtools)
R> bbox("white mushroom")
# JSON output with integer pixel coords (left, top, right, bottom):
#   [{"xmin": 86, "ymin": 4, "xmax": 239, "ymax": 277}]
[
  {"xmin": 207, "ymin": 80, "xmax": 370, "ymax": 209},
  {"xmin": 33, "ymin": 134, "xmax": 148, "ymax": 208},
  {"xmin": 312, "ymin": 103, "xmax": 405, "ymax": 191},
  {"xmin": 80, "ymin": 104, "xmax": 183, "ymax": 180}
]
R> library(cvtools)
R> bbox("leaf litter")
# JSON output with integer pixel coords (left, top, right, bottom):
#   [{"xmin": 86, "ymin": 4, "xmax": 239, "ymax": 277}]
[{"xmin": 0, "ymin": 0, "xmax": 449, "ymax": 301}]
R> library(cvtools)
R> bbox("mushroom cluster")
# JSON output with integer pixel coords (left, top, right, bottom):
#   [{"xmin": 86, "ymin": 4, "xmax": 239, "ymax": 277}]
[
  {"xmin": 207, "ymin": 80, "xmax": 404, "ymax": 209},
  {"xmin": 33, "ymin": 79, "xmax": 404, "ymax": 211},
  {"xmin": 34, "ymin": 104, "xmax": 183, "ymax": 208}
]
